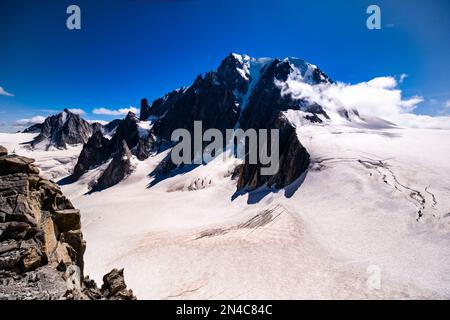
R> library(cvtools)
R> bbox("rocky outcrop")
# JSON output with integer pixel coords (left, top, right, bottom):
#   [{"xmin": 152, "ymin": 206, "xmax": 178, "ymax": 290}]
[
  {"xmin": 64, "ymin": 268, "xmax": 136, "ymax": 300},
  {"xmin": 236, "ymin": 114, "xmax": 310, "ymax": 190},
  {"xmin": 72, "ymin": 131, "xmax": 112, "ymax": 180},
  {"xmin": 71, "ymin": 112, "xmax": 139, "ymax": 182},
  {"xmin": 92, "ymin": 141, "xmax": 133, "ymax": 191},
  {"xmin": 135, "ymin": 133, "xmax": 159, "ymax": 161},
  {"xmin": 0, "ymin": 146, "xmax": 7, "ymax": 156},
  {"xmin": 139, "ymin": 98, "xmax": 152, "ymax": 122},
  {"xmin": 90, "ymin": 122, "xmax": 104, "ymax": 134},
  {"xmin": 31, "ymin": 109, "xmax": 93, "ymax": 150},
  {"xmin": 0, "ymin": 146, "xmax": 136, "ymax": 300}
]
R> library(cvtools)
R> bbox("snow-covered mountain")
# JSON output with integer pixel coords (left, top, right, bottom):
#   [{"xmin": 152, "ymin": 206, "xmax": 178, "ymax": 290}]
[
  {"xmin": 29, "ymin": 109, "xmax": 93, "ymax": 150},
  {"xmin": 2, "ymin": 53, "xmax": 450, "ymax": 299},
  {"xmin": 69, "ymin": 54, "xmax": 342, "ymax": 192}
]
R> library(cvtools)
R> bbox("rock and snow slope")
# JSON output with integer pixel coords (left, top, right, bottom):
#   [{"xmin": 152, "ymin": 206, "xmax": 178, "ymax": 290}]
[
  {"xmin": 2, "ymin": 122, "xmax": 450, "ymax": 299},
  {"xmin": 2, "ymin": 53, "xmax": 450, "ymax": 299}
]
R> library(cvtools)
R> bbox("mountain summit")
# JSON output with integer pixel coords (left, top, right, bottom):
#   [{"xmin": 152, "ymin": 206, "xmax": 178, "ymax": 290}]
[{"xmin": 30, "ymin": 109, "xmax": 93, "ymax": 150}]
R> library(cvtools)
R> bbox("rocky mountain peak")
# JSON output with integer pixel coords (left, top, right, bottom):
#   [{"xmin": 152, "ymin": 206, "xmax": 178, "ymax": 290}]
[{"xmin": 30, "ymin": 109, "xmax": 93, "ymax": 150}]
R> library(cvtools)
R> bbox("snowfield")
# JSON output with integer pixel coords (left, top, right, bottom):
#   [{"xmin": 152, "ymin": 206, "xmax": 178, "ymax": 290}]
[{"xmin": 1, "ymin": 122, "xmax": 450, "ymax": 299}]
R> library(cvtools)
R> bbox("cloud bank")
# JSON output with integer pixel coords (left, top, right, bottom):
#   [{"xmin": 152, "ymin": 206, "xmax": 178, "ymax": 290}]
[
  {"xmin": 276, "ymin": 70, "xmax": 450, "ymax": 129},
  {"xmin": 92, "ymin": 107, "xmax": 139, "ymax": 116}
]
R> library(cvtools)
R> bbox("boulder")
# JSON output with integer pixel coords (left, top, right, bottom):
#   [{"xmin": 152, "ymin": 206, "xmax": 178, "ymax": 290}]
[
  {"xmin": 52, "ymin": 209, "xmax": 81, "ymax": 233},
  {"xmin": 0, "ymin": 145, "xmax": 7, "ymax": 156},
  {"xmin": 21, "ymin": 245, "xmax": 43, "ymax": 272},
  {"xmin": 101, "ymin": 268, "xmax": 136, "ymax": 300}
]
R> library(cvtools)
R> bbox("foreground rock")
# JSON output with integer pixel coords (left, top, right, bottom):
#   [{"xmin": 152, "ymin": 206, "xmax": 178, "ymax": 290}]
[{"xmin": 0, "ymin": 146, "xmax": 136, "ymax": 300}]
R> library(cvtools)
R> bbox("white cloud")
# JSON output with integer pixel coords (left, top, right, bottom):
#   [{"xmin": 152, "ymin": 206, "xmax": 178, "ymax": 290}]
[
  {"xmin": 276, "ymin": 70, "xmax": 450, "ymax": 129},
  {"xmin": 399, "ymin": 74, "xmax": 408, "ymax": 83},
  {"xmin": 13, "ymin": 116, "xmax": 46, "ymax": 127},
  {"xmin": 67, "ymin": 108, "xmax": 86, "ymax": 115},
  {"xmin": 0, "ymin": 86, "xmax": 14, "ymax": 97},
  {"xmin": 92, "ymin": 107, "xmax": 139, "ymax": 116},
  {"xmin": 87, "ymin": 119, "xmax": 108, "ymax": 125},
  {"xmin": 366, "ymin": 76, "xmax": 398, "ymax": 89}
]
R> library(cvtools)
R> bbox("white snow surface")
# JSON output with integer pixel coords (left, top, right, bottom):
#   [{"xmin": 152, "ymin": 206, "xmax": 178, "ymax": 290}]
[{"xmin": 2, "ymin": 121, "xmax": 450, "ymax": 299}]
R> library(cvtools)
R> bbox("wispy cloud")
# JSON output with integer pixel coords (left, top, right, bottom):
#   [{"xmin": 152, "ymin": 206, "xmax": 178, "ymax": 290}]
[
  {"xmin": 13, "ymin": 116, "xmax": 46, "ymax": 127},
  {"xmin": 399, "ymin": 74, "xmax": 408, "ymax": 83},
  {"xmin": 92, "ymin": 107, "xmax": 139, "ymax": 116},
  {"xmin": 0, "ymin": 86, "xmax": 14, "ymax": 97}
]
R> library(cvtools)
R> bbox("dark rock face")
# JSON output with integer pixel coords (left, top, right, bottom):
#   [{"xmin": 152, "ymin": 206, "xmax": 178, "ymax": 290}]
[
  {"xmin": 90, "ymin": 122, "xmax": 104, "ymax": 134},
  {"xmin": 236, "ymin": 114, "xmax": 310, "ymax": 190},
  {"xmin": 142, "ymin": 54, "xmax": 252, "ymax": 141},
  {"xmin": 139, "ymin": 98, "xmax": 151, "ymax": 121},
  {"xmin": 31, "ymin": 109, "xmax": 93, "ymax": 150},
  {"xmin": 92, "ymin": 140, "xmax": 133, "ymax": 191},
  {"xmin": 110, "ymin": 112, "xmax": 140, "ymax": 150},
  {"xmin": 71, "ymin": 112, "xmax": 139, "ymax": 182},
  {"xmin": 151, "ymin": 73, "xmax": 241, "ymax": 141},
  {"xmin": 141, "ymin": 89, "xmax": 184, "ymax": 121},
  {"xmin": 22, "ymin": 123, "xmax": 43, "ymax": 134},
  {"xmin": 136, "ymin": 133, "xmax": 158, "ymax": 161},
  {"xmin": 72, "ymin": 131, "xmax": 112, "ymax": 180},
  {"xmin": 0, "ymin": 146, "xmax": 136, "ymax": 300},
  {"xmin": 103, "ymin": 119, "xmax": 122, "ymax": 135}
]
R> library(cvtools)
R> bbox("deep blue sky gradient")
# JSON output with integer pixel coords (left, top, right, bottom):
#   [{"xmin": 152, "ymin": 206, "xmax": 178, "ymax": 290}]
[{"xmin": 0, "ymin": 0, "xmax": 449, "ymax": 130}]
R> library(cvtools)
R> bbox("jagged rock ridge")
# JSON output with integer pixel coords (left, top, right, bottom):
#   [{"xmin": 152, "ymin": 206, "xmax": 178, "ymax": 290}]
[
  {"xmin": 71, "ymin": 53, "xmax": 335, "ymax": 192},
  {"xmin": 30, "ymin": 109, "xmax": 93, "ymax": 150},
  {"xmin": 0, "ymin": 145, "xmax": 136, "ymax": 300}
]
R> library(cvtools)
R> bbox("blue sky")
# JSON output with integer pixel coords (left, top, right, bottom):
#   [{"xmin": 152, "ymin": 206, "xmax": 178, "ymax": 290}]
[{"xmin": 0, "ymin": 0, "xmax": 449, "ymax": 131}]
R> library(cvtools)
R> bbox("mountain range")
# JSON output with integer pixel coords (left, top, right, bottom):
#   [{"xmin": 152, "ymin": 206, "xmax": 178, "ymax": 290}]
[
  {"xmin": 6, "ymin": 53, "xmax": 449, "ymax": 299},
  {"xmin": 25, "ymin": 54, "xmax": 348, "ymax": 193}
]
